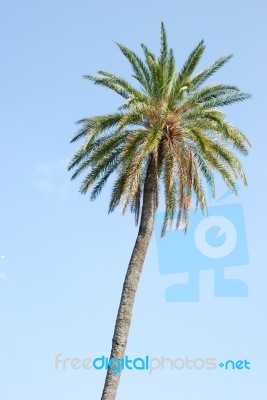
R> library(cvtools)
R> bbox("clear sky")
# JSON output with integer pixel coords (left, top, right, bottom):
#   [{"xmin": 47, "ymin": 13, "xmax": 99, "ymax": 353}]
[{"xmin": 0, "ymin": 1, "xmax": 266, "ymax": 399}]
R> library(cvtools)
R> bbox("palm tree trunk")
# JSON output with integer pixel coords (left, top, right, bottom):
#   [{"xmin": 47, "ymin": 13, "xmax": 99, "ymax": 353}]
[{"xmin": 101, "ymin": 159, "xmax": 156, "ymax": 400}]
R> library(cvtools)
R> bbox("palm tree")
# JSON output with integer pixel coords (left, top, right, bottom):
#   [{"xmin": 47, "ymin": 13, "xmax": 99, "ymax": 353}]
[{"xmin": 68, "ymin": 23, "xmax": 250, "ymax": 399}]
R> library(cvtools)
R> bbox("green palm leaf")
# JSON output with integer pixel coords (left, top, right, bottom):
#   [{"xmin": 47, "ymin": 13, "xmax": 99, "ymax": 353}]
[{"xmin": 69, "ymin": 22, "xmax": 251, "ymax": 233}]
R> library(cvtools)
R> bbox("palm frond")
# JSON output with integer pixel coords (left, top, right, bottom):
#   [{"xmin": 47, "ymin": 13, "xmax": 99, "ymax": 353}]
[{"xmin": 69, "ymin": 23, "xmax": 251, "ymax": 234}]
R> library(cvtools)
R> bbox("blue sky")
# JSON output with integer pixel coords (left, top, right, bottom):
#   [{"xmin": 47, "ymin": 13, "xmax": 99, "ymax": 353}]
[{"xmin": 0, "ymin": 1, "xmax": 267, "ymax": 399}]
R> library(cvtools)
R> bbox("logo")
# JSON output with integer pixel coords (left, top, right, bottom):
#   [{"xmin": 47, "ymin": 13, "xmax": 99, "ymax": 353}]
[
  {"xmin": 54, "ymin": 354, "xmax": 251, "ymax": 374},
  {"xmin": 155, "ymin": 201, "xmax": 249, "ymax": 302}
]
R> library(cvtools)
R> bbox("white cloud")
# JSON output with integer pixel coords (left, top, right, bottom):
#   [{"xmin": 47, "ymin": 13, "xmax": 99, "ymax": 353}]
[
  {"xmin": 33, "ymin": 159, "xmax": 70, "ymax": 198},
  {"xmin": 0, "ymin": 272, "xmax": 7, "ymax": 280}
]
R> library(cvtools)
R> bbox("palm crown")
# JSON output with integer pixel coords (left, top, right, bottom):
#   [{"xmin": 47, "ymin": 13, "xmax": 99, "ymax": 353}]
[{"xmin": 69, "ymin": 22, "xmax": 250, "ymax": 235}]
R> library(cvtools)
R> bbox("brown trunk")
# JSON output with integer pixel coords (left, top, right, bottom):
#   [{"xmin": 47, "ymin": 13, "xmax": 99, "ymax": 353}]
[{"xmin": 101, "ymin": 159, "xmax": 156, "ymax": 399}]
